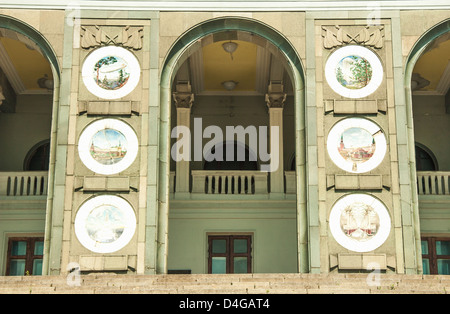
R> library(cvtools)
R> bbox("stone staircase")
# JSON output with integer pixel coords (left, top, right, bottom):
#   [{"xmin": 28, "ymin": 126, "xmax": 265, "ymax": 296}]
[{"xmin": 0, "ymin": 273, "xmax": 448, "ymax": 294}]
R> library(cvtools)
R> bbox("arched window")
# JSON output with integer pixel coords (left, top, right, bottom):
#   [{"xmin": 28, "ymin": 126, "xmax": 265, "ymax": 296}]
[
  {"xmin": 415, "ymin": 144, "xmax": 437, "ymax": 171},
  {"xmin": 203, "ymin": 141, "xmax": 258, "ymax": 171},
  {"xmin": 24, "ymin": 140, "xmax": 50, "ymax": 171}
]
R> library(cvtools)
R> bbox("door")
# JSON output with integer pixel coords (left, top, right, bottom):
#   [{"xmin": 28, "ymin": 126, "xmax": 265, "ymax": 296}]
[{"xmin": 208, "ymin": 235, "xmax": 252, "ymax": 274}]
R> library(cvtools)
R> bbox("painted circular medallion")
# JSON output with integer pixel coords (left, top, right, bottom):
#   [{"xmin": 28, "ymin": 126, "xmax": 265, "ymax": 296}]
[
  {"xmin": 78, "ymin": 119, "xmax": 138, "ymax": 175},
  {"xmin": 325, "ymin": 45, "xmax": 383, "ymax": 98},
  {"xmin": 327, "ymin": 118, "xmax": 386, "ymax": 173},
  {"xmin": 82, "ymin": 46, "xmax": 140, "ymax": 99},
  {"xmin": 75, "ymin": 195, "xmax": 136, "ymax": 253},
  {"xmin": 329, "ymin": 194, "xmax": 391, "ymax": 252}
]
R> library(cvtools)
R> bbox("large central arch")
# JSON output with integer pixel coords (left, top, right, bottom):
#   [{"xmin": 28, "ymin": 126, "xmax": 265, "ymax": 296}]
[
  {"xmin": 0, "ymin": 14, "xmax": 61, "ymax": 275},
  {"xmin": 157, "ymin": 17, "xmax": 308, "ymax": 274},
  {"xmin": 403, "ymin": 18, "xmax": 450, "ymax": 274}
]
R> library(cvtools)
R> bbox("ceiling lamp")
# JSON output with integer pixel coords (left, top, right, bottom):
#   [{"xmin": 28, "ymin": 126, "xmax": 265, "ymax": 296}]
[
  {"xmin": 222, "ymin": 41, "xmax": 238, "ymax": 60},
  {"xmin": 222, "ymin": 80, "xmax": 238, "ymax": 91},
  {"xmin": 37, "ymin": 74, "xmax": 54, "ymax": 90}
]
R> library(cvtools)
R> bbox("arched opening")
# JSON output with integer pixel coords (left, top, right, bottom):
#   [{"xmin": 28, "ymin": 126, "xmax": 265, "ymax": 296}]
[
  {"xmin": 0, "ymin": 15, "xmax": 60, "ymax": 276},
  {"xmin": 203, "ymin": 141, "xmax": 258, "ymax": 171},
  {"xmin": 409, "ymin": 22, "xmax": 450, "ymax": 172},
  {"xmin": 159, "ymin": 17, "xmax": 306, "ymax": 274},
  {"xmin": 405, "ymin": 18, "xmax": 450, "ymax": 275},
  {"xmin": 23, "ymin": 140, "xmax": 50, "ymax": 171},
  {"xmin": 415, "ymin": 143, "xmax": 438, "ymax": 171}
]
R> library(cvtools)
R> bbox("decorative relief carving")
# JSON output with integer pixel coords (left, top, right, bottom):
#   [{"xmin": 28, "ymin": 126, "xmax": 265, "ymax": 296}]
[
  {"xmin": 173, "ymin": 82, "xmax": 194, "ymax": 109},
  {"xmin": 80, "ymin": 25, "xmax": 144, "ymax": 50},
  {"xmin": 265, "ymin": 93, "xmax": 287, "ymax": 108},
  {"xmin": 172, "ymin": 81, "xmax": 194, "ymax": 109},
  {"xmin": 265, "ymin": 81, "xmax": 287, "ymax": 108},
  {"xmin": 173, "ymin": 92, "xmax": 194, "ymax": 109},
  {"xmin": 322, "ymin": 25, "xmax": 384, "ymax": 49}
]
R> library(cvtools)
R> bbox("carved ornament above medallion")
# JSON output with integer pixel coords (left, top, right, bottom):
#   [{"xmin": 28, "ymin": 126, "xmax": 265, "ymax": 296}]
[
  {"xmin": 80, "ymin": 25, "xmax": 144, "ymax": 50},
  {"xmin": 322, "ymin": 25, "xmax": 384, "ymax": 49}
]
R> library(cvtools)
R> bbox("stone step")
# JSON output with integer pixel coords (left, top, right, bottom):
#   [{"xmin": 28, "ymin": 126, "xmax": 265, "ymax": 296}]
[{"xmin": 0, "ymin": 273, "xmax": 447, "ymax": 294}]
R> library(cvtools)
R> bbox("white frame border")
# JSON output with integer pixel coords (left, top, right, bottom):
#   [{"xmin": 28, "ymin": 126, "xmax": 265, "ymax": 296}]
[
  {"xmin": 329, "ymin": 193, "xmax": 391, "ymax": 253},
  {"xmin": 325, "ymin": 45, "xmax": 383, "ymax": 99},
  {"xmin": 74, "ymin": 195, "xmax": 137, "ymax": 254},
  {"xmin": 78, "ymin": 118, "xmax": 139, "ymax": 175},
  {"xmin": 82, "ymin": 46, "xmax": 141, "ymax": 100},
  {"xmin": 327, "ymin": 117, "xmax": 387, "ymax": 173}
]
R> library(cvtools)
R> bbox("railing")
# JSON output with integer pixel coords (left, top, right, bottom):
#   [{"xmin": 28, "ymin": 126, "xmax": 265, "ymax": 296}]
[
  {"xmin": 417, "ymin": 171, "xmax": 450, "ymax": 195},
  {"xmin": 191, "ymin": 170, "xmax": 268, "ymax": 195},
  {"xmin": 0, "ymin": 172, "xmax": 48, "ymax": 196},
  {"xmin": 284, "ymin": 171, "xmax": 296, "ymax": 194}
]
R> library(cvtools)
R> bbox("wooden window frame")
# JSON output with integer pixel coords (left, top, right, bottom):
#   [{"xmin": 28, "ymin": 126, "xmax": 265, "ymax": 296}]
[
  {"xmin": 208, "ymin": 235, "xmax": 252, "ymax": 274},
  {"xmin": 422, "ymin": 237, "xmax": 450, "ymax": 275},
  {"xmin": 5, "ymin": 237, "xmax": 44, "ymax": 276}
]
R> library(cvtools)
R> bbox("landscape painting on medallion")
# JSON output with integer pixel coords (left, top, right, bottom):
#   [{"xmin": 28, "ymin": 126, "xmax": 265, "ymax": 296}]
[
  {"xmin": 340, "ymin": 202, "xmax": 380, "ymax": 242},
  {"xmin": 90, "ymin": 128, "xmax": 128, "ymax": 165},
  {"xmin": 335, "ymin": 55, "xmax": 373, "ymax": 89},
  {"xmin": 93, "ymin": 56, "xmax": 130, "ymax": 90},
  {"xmin": 337, "ymin": 127, "xmax": 377, "ymax": 172},
  {"xmin": 86, "ymin": 205, "xmax": 125, "ymax": 244}
]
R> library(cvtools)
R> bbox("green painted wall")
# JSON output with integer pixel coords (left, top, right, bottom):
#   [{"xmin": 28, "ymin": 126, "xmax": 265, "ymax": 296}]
[
  {"xmin": 0, "ymin": 94, "xmax": 53, "ymax": 171},
  {"xmin": 0, "ymin": 198, "xmax": 46, "ymax": 275},
  {"xmin": 167, "ymin": 200, "xmax": 298, "ymax": 273},
  {"xmin": 413, "ymin": 95, "xmax": 450, "ymax": 171}
]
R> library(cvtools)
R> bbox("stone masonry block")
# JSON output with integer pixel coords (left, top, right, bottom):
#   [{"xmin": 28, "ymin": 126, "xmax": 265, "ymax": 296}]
[
  {"xmin": 335, "ymin": 175, "xmax": 359, "ymax": 189},
  {"xmin": 83, "ymin": 176, "xmax": 130, "ymax": 192},
  {"xmin": 333, "ymin": 175, "xmax": 383, "ymax": 190}
]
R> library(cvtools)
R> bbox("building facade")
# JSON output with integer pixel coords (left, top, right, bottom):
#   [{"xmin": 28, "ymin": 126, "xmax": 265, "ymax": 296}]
[{"xmin": 0, "ymin": 0, "xmax": 449, "ymax": 277}]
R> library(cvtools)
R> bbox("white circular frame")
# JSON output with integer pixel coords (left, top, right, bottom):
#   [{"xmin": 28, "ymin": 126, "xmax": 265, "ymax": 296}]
[
  {"xmin": 82, "ymin": 46, "xmax": 141, "ymax": 100},
  {"xmin": 78, "ymin": 118, "xmax": 139, "ymax": 175},
  {"xmin": 75, "ymin": 195, "xmax": 137, "ymax": 254},
  {"xmin": 329, "ymin": 193, "xmax": 391, "ymax": 253},
  {"xmin": 325, "ymin": 45, "xmax": 383, "ymax": 99},
  {"xmin": 327, "ymin": 117, "xmax": 387, "ymax": 173}
]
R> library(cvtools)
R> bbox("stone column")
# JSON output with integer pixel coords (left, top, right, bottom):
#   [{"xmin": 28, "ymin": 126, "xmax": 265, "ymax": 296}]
[
  {"xmin": 173, "ymin": 82, "xmax": 194, "ymax": 196},
  {"xmin": 265, "ymin": 82, "xmax": 286, "ymax": 196}
]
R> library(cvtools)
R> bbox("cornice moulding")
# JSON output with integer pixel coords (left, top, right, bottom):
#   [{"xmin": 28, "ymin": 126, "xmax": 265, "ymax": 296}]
[{"xmin": 1, "ymin": 1, "xmax": 450, "ymax": 11}]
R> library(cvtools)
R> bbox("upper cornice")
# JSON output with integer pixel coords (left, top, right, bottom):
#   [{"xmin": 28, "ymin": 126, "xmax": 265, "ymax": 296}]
[{"xmin": 0, "ymin": 0, "xmax": 449, "ymax": 11}]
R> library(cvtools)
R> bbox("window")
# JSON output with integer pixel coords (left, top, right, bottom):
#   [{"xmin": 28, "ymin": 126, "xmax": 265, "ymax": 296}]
[
  {"xmin": 24, "ymin": 140, "xmax": 50, "ymax": 171},
  {"xmin": 5, "ymin": 237, "xmax": 44, "ymax": 276},
  {"xmin": 421, "ymin": 237, "xmax": 450, "ymax": 275},
  {"xmin": 415, "ymin": 145, "xmax": 437, "ymax": 171},
  {"xmin": 208, "ymin": 235, "xmax": 252, "ymax": 274}
]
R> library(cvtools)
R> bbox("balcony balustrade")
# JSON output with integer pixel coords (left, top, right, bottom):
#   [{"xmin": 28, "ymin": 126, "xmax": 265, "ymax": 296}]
[
  {"xmin": 0, "ymin": 171, "xmax": 48, "ymax": 197},
  {"xmin": 170, "ymin": 170, "xmax": 298, "ymax": 195},
  {"xmin": 191, "ymin": 170, "xmax": 268, "ymax": 195},
  {"xmin": 2, "ymin": 170, "xmax": 447, "ymax": 198},
  {"xmin": 417, "ymin": 171, "xmax": 450, "ymax": 195}
]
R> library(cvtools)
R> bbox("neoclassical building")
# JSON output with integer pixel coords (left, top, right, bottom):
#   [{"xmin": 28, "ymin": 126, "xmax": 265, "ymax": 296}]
[{"xmin": 0, "ymin": 0, "xmax": 449, "ymax": 277}]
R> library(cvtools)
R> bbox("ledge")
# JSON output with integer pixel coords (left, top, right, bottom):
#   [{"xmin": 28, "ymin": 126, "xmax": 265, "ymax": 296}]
[{"xmin": 1, "ymin": 0, "xmax": 450, "ymax": 11}]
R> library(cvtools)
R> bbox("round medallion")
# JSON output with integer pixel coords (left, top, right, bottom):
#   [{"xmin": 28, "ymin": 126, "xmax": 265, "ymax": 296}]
[
  {"xmin": 75, "ymin": 195, "xmax": 136, "ymax": 253},
  {"xmin": 327, "ymin": 118, "xmax": 386, "ymax": 173},
  {"xmin": 82, "ymin": 46, "xmax": 140, "ymax": 99},
  {"xmin": 325, "ymin": 45, "xmax": 383, "ymax": 98},
  {"xmin": 78, "ymin": 118, "xmax": 138, "ymax": 175},
  {"xmin": 329, "ymin": 194, "xmax": 391, "ymax": 252}
]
